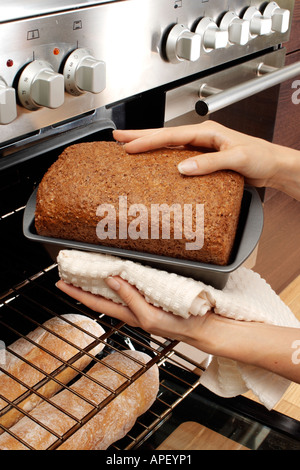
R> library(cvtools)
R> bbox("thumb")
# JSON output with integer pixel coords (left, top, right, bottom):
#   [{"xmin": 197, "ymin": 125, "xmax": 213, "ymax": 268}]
[
  {"xmin": 177, "ymin": 148, "xmax": 242, "ymax": 176},
  {"xmin": 105, "ymin": 276, "xmax": 148, "ymax": 314}
]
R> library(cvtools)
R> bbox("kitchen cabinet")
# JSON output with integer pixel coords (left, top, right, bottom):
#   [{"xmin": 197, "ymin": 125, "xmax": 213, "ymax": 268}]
[{"xmin": 273, "ymin": 2, "xmax": 300, "ymax": 149}]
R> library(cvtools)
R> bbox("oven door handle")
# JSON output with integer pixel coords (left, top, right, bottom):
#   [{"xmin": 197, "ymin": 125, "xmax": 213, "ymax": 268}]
[{"xmin": 195, "ymin": 61, "xmax": 300, "ymax": 116}]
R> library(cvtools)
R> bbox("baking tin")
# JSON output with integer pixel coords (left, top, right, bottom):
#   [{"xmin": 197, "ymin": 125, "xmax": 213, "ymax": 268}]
[{"xmin": 23, "ymin": 185, "xmax": 263, "ymax": 290}]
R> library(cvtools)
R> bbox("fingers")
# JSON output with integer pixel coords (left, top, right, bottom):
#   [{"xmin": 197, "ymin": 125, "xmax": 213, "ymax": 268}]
[
  {"xmin": 56, "ymin": 278, "xmax": 196, "ymax": 341},
  {"xmin": 113, "ymin": 129, "xmax": 164, "ymax": 153},
  {"xmin": 56, "ymin": 278, "xmax": 163, "ymax": 330},
  {"xmin": 114, "ymin": 128, "xmax": 188, "ymax": 153},
  {"xmin": 105, "ymin": 277, "xmax": 193, "ymax": 340},
  {"xmin": 178, "ymin": 147, "xmax": 245, "ymax": 176},
  {"xmin": 113, "ymin": 122, "xmax": 231, "ymax": 154},
  {"xmin": 113, "ymin": 129, "xmax": 157, "ymax": 144},
  {"xmin": 56, "ymin": 277, "xmax": 150, "ymax": 319},
  {"xmin": 105, "ymin": 276, "xmax": 161, "ymax": 331},
  {"xmin": 56, "ymin": 279, "xmax": 136, "ymax": 325}
]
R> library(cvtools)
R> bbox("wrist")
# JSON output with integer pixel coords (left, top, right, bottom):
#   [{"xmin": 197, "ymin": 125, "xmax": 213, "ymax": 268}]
[
  {"xmin": 187, "ymin": 313, "xmax": 300, "ymax": 383},
  {"xmin": 187, "ymin": 314, "xmax": 270, "ymax": 367},
  {"xmin": 269, "ymin": 145, "xmax": 300, "ymax": 200},
  {"xmin": 186, "ymin": 313, "xmax": 244, "ymax": 358}
]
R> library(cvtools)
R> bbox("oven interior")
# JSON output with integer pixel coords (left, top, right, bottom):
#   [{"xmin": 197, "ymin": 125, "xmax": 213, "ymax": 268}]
[{"xmin": 1, "ymin": 121, "xmax": 300, "ymax": 451}]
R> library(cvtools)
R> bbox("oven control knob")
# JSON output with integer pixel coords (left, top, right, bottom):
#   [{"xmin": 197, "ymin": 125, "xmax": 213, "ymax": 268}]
[
  {"xmin": 220, "ymin": 11, "xmax": 250, "ymax": 45},
  {"xmin": 195, "ymin": 17, "xmax": 228, "ymax": 51},
  {"xmin": 18, "ymin": 60, "xmax": 65, "ymax": 110},
  {"xmin": 63, "ymin": 48, "xmax": 106, "ymax": 96},
  {"xmin": 263, "ymin": 2, "xmax": 290, "ymax": 33},
  {"xmin": 165, "ymin": 24, "xmax": 201, "ymax": 63},
  {"xmin": 0, "ymin": 79, "xmax": 17, "ymax": 124},
  {"xmin": 243, "ymin": 7, "xmax": 272, "ymax": 36}
]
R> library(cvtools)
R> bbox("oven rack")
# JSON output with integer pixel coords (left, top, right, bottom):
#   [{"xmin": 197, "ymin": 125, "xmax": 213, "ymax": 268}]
[{"xmin": 0, "ymin": 208, "xmax": 205, "ymax": 450}]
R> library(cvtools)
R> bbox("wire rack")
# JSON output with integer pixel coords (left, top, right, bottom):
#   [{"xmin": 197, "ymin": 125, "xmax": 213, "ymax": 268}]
[{"xmin": 0, "ymin": 207, "xmax": 205, "ymax": 450}]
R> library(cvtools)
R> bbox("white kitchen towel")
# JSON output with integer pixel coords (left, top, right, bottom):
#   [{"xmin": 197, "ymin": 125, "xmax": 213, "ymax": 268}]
[{"xmin": 57, "ymin": 249, "xmax": 300, "ymax": 410}]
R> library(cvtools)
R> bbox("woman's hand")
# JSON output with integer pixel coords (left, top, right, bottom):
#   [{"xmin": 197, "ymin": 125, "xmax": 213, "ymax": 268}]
[
  {"xmin": 113, "ymin": 121, "xmax": 300, "ymax": 200},
  {"xmin": 56, "ymin": 277, "xmax": 221, "ymax": 355}
]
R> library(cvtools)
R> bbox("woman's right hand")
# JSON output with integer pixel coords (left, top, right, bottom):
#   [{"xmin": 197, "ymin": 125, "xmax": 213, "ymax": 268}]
[{"xmin": 113, "ymin": 121, "xmax": 300, "ymax": 199}]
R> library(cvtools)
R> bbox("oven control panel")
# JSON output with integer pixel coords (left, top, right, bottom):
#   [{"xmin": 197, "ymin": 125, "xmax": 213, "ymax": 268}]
[
  {"xmin": 164, "ymin": 2, "xmax": 291, "ymax": 63},
  {"xmin": 0, "ymin": 0, "xmax": 294, "ymax": 143}
]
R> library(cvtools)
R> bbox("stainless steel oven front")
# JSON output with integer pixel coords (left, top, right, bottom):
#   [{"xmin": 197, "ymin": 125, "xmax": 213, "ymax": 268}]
[
  {"xmin": 0, "ymin": 0, "xmax": 300, "ymax": 452},
  {"xmin": 0, "ymin": 0, "xmax": 299, "ymax": 150}
]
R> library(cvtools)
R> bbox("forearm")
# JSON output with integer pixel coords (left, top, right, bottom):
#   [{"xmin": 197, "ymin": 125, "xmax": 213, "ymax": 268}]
[
  {"xmin": 270, "ymin": 144, "xmax": 300, "ymax": 200},
  {"xmin": 188, "ymin": 314, "xmax": 300, "ymax": 383}
]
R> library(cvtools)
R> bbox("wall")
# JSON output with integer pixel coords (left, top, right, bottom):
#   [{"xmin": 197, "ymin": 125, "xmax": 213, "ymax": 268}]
[{"xmin": 273, "ymin": 2, "xmax": 300, "ymax": 149}]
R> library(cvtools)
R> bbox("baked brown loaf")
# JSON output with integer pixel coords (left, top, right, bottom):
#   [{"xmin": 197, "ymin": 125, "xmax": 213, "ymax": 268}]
[
  {"xmin": 35, "ymin": 141, "xmax": 244, "ymax": 266},
  {"xmin": 0, "ymin": 350, "xmax": 159, "ymax": 450},
  {"xmin": 0, "ymin": 314, "xmax": 105, "ymax": 433}
]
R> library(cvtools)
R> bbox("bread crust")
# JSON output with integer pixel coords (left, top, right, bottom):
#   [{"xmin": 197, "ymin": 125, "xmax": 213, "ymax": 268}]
[{"xmin": 35, "ymin": 142, "xmax": 244, "ymax": 265}]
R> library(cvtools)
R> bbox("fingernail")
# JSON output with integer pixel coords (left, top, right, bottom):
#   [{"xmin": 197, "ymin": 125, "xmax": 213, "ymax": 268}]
[
  {"xmin": 105, "ymin": 276, "xmax": 121, "ymax": 291},
  {"xmin": 177, "ymin": 159, "xmax": 198, "ymax": 174}
]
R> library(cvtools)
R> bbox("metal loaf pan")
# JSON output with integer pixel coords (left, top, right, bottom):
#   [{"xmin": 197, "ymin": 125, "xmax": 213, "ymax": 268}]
[{"xmin": 23, "ymin": 186, "xmax": 263, "ymax": 290}]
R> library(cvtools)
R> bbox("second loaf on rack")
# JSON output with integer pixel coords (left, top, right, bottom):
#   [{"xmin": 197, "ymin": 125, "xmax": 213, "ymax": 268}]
[{"xmin": 0, "ymin": 350, "xmax": 159, "ymax": 450}]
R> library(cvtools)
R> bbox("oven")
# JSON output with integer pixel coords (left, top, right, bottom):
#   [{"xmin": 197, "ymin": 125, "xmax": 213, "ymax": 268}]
[{"xmin": 1, "ymin": 0, "xmax": 300, "ymax": 453}]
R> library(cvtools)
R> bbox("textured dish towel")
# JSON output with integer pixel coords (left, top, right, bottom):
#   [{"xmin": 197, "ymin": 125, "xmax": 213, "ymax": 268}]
[{"xmin": 57, "ymin": 249, "xmax": 300, "ymax": 410}]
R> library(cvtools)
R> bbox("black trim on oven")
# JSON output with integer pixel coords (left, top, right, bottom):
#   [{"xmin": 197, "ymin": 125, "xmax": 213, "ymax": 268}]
[{"xmin": 0, "ymin": 118, "xmax": 116, "ymax": 171}]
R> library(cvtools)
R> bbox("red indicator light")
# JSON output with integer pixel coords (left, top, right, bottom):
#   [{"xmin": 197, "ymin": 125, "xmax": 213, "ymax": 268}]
[
  {"xmin": 6, "ymin": 59, "xmax": 14, "ymax": 67},
  {"xmin": 53, "ymin": 48, "xmax": 60, "ymax": 55}
]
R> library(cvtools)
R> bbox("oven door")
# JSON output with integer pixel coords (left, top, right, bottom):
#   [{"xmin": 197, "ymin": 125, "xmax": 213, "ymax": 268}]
[{"xmin": 141, "ymin": 375, "xmax": 300, "ymax": 451}]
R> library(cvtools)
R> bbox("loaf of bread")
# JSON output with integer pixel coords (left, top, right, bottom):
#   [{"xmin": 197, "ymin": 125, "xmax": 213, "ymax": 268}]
[
  {"xmin": 0, "ymin": 314, "xmax": 105, "ymax": 433},
  {"xmin": 35, "ymin": 141, "xmax": 244, "ymax": 266},
  {"xmin": 0, "ymin": 350, "xmax": 159, "ymax": 450}
]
